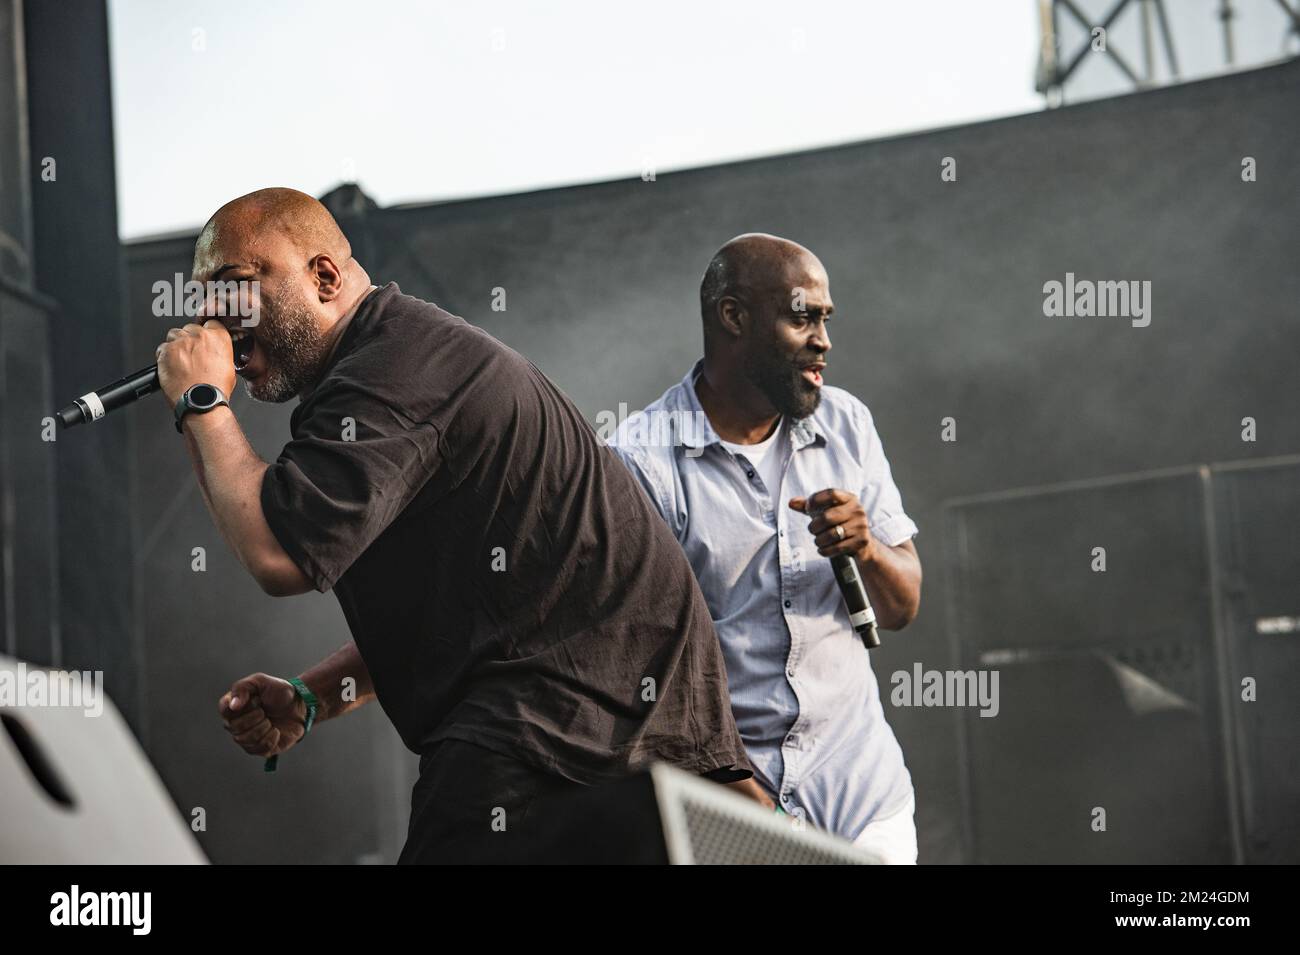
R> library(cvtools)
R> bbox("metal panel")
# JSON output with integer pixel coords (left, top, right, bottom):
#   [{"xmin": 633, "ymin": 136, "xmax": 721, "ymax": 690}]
[
  {"xmin": 945, "ymin": 469, "xmax": 1235, "ymax": 863},
  {"xmin": 24, "ymin": 0, "xmax": 141, "ymax": 734},
  {"xmin": 0, "ymin": 0, "xmax": 33, "ymax": 287},
  {"xmin": 0, "ymin": 286, "xmax": 59, "ymax": 665},
  {"xmin": 1209, "ymin": 456, "xmax": 1300, "ymax": 863}
]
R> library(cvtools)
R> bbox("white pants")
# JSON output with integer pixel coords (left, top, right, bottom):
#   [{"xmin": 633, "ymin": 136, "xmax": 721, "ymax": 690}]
[{"xmin": 853, "ymin": 793, "xmax": 917, "ymax": 864}]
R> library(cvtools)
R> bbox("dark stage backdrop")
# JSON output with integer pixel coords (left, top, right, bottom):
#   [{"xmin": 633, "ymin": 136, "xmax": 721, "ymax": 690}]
[{"xmin": 121, "ymin": 60, "xmax": 1300, "ymax": 864}]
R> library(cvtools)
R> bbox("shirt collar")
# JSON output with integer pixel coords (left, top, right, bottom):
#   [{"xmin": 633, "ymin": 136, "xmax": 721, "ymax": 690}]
[{"xmin": 675, "ymin": 358, "xmax": 825, "ymax": 452}]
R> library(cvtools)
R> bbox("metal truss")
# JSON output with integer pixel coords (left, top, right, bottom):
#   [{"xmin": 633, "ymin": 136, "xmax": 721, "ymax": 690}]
[{"xmin": 1036, "ymin": 0, "xmax": 1300, "ymax": 106}]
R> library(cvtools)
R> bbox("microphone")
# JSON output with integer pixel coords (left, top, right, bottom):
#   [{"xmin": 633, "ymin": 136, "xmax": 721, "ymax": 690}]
[
  {"xmin": 831, "ymin": 553, "xmax": 880, "ymax": 649},
  {"xmin": 55, "ymin": 332, "xmax": 253, "ymax": 430},
  {"xmin": 56, "ymin": 365, "xmax": 160, "ymax": 430},
  {"xmin": 809, "ymin": 490, "xmax": 881, "ymax": 649}
]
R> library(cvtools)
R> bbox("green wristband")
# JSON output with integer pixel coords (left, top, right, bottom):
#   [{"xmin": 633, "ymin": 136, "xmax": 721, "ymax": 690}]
[{"xmin": 263, "ymin": 677, "xmax": 319, "ymax": 773}]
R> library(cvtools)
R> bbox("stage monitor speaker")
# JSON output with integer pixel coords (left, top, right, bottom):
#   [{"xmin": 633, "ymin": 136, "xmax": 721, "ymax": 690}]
[
  {"xmin": 1210, "ymin": 457, "xmax": 1300, "ymax": 864},
  {"xmin": 0, "ymin": 654, "xmax": 207, "ymax": 863},
  {"xmin": 521, "ymin": 764, "xmax": 883, "ymax": 864},
  {"xmin": 945, "ymin": 470, "xmax": 1235, "ymax": 863},
  {"xmin": 649, "ymin": 764, "xmax": 883, "ymax": 864}
]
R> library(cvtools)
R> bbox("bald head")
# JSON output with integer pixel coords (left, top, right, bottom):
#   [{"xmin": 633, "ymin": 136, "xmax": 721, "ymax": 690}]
[
  {"xmin": 695, "ymin": 233, "xmax": 834, "ymax": 422},
  {"xmin": 699, "ymin": 233, "xmax": 826, "ymax": 334},
  {"xmin": 193, "ymin": 187, "xmax": 352, "ymax": 281},
  {"xmin": 190, "ymin": 187, "xmax": 372, "ymax": 404}
]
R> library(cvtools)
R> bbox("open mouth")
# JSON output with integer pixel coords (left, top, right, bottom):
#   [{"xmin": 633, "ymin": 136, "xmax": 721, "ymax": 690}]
[
  {"xmin": 230, "ymin": 328, "xmax": 255, "ymax": 372},
  {"xmin": 801, "ymin": 362, "xmax": 826, "ymax": 387}
]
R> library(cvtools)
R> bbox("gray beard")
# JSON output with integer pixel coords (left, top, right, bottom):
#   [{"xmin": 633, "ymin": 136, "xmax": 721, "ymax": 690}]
[{"xmin": 246, "ymin": 292, "xmax": 330, "ymax": 403}]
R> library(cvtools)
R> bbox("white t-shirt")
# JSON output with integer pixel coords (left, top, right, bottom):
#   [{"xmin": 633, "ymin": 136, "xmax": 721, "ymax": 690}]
[{"xmin": 720, "ymin": 417, "xmax": 789, "ymax": 497}]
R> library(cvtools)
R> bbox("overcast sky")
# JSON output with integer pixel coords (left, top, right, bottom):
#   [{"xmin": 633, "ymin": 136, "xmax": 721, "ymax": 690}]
[{"xmin": 108, "ymin": 0, "xmax": 1048, "ymax": 239}]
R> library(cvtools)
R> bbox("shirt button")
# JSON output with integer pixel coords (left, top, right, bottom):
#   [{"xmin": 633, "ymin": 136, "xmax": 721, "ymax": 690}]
[
  {"xmin": 781, "ymin": 793, "xmax": 791, "ymax": 804},
  {"xmin": 783, "ymin": 599, "xmax": 792, "ymax": 608},
  {"xmin": 746, "ymin": 470, "xmax": 755, "ymax": 479},
  {"xmin": 786, "ymin": 666, "xmax": 795, "ymax": 679},
  {"xmin": 786, "ymin": 734, "xmax": 798, "ymax": 747}
]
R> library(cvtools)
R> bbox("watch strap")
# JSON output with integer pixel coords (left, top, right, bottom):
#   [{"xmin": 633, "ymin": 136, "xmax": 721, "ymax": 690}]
[{"xmin": 174, "ymin": 384, "xmax": 229, "ymax": 434}]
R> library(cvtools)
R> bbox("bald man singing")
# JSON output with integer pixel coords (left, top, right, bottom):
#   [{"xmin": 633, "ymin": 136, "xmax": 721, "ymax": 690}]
[
  {"xmin": 609, "ymin": 234, "xmax": 923, "ymax": 862},
  {"xmin": 155, "ymin": 188, "xmax": 755, "ymax": 863}
]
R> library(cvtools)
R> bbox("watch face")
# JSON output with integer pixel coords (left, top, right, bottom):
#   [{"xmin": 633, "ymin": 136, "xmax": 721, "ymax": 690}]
[{"xmin": 189, "ymin": 384, "xmax": 219, "ymax": 408}]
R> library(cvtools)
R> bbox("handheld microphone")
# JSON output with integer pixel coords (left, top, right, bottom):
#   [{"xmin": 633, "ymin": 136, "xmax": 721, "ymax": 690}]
[
  {"xmin": 55, "ymin": 333, "xmax": 253, "ymax": 430},
  {"xmin": 810, "ymin": 490, "xmax": 881, "ymax": 649},
  {"xmin": 56, "ymin": 365, "xmax": 160, "ymax": 429},
  {"xmin": 830, "ymin": 552, "xmax": 880, "ymax": 649}
]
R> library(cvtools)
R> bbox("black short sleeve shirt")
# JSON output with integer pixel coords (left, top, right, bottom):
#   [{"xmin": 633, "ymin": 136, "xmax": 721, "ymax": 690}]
[{"xmin": 260, "ymin": 284, "xmax": 751, "ymax": 784}]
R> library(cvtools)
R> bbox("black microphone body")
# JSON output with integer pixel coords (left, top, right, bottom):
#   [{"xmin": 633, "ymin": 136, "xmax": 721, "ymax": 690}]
[
  {"xmin": 830, "ymin": 552, "xmax": 881, "ymax": 649},
  {"xmin": 809, "ymin": 490, "xmax": 882, "ymax": 648},
  {"xmin": 56, "ymin": 364, "xmax": 160, "ymax": 429},
  {"xmin": 56, "ymin": 333, "xmax": 251, "ymax": 430}
]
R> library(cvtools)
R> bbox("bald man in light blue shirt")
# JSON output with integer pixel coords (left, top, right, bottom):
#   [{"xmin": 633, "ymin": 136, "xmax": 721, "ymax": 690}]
[{"xmin": 609, "ymin": 234, "xmax": 922, "ymax": 861}]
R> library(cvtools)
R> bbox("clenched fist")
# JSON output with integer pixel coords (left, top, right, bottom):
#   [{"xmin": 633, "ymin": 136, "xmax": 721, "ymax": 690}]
[
  {"xmin": 218, "ymin": 673, "xmax": 307, "ymax": 759},
  {"xmin": 156, "ymin": 319, "xmax": 237, "ymax": 407}
]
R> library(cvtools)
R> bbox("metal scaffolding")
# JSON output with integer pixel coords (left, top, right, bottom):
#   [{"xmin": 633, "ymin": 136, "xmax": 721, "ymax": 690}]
[{"xmin": 1037, "ymin": 0, "xmax": 1300, "ymax": 105}]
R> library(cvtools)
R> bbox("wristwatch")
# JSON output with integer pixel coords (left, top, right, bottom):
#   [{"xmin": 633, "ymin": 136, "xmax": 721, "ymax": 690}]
[{"xmin": 174, "ymin": 383, "xmax": 229, "ymax": 433}]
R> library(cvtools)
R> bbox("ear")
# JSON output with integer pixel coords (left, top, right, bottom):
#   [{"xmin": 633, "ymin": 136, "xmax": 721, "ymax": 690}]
[
  {"xmin": 716, "ymin": 296, "xmax": 748, "ymax": 339},
  {"xmin": 310, "ymin": 253, "xmax": 345, "ymax": 304}
]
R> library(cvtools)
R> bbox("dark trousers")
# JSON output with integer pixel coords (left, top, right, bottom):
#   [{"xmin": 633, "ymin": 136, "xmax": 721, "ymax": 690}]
[
  {"xmin": 397, "ymin": 738, "xmax": 672, "ymax": 864},
  {"xmin": 398, "ymin": 738, "xmax": 587, "ymax": 864}
]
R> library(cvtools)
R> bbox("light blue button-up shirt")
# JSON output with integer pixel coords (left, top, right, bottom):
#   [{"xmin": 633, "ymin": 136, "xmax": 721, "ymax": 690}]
[{"xmin": 608, "ymin": 360, "xmax": 917, "ymax": 839}]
